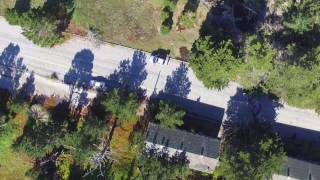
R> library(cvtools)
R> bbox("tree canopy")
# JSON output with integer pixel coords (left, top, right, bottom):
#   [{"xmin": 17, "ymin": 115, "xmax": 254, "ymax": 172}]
[
  {"xmin": 215, "ymin": 120, "xmax": 286, "ymax": 180},
  {"xmin": 283, "ymin": 0, "xmax": 320, "ymax": 35},
  {"xmin": 189, "ymin": 36, "xmax": 241, "ymax": 89},
  {"xmin": 4, "ymin": 0, "xmax": 74, "ymax": 47},
  {"xmin": 138, "ymin": 148, "xmax": 191, "ymax": 180},
  {"xmin": 101, "ymin": 89, "xmax": 139, "ymax": 125},
  {"xmin": 239, "ymin": 34, "xmax": 276, "ymax": 89},
  {"xmin": 154, "ymin": 100, "xmax": 185, "ymax": 129}
]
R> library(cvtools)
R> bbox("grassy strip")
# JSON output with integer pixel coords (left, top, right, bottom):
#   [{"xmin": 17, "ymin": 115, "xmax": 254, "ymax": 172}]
[{"xmin": 0, "ymin": 107, "xmax": 33, "ymax": 179}]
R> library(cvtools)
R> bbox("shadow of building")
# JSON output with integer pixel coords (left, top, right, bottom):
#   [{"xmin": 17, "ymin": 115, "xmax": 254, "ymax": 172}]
[{"xmin": 152, "ymin": 92, "xmax": 225, "ymax": 137}]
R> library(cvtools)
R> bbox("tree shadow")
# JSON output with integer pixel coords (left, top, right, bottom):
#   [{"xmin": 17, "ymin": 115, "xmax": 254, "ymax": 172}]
[
  {"xmin": 161, "ymin": 6, "xmax": 174, "ymax": 30},
  {"xmin": 64, "ymin": 49, "xmax": 94, "ymax": 89},
  {"xmin": 107, "ymin": 50, "xmax": 147, "ymax": 95},
  {"xmin": 151, "ymin": 48, "xmax": 170, "ymax": 59},
  {"xmin": 51, "ymin": 99, "xmax": 70, "ymax": 124},
  {"xmin": 11, "ymin": 0, "xmax": 74, "ymax": 32},
  {"xmin": 164, "ymin": 63, "xmax": 191, "ymax": 98},
  {"xmin": 182, "ymin": 0, "xmax": 200, "ymax": 13},
  {"xmin": 226, "ymin": 87, "xmax": 282, "ymax": 126},
  {"xmin": 199, "ymin": 0, "xmax": 267, "ymax": 42},
  {"xmin": 18, "ymin": 71, "xmax": 35, "ymax": 100},
  {"xmin": 14, "ymin": 0, "xmax": 31, "ymax": 13},
  {"xmin": 40, "ymin": 0, "xmax": 74, "ymax": 31},
  {"xmin": 0, "ymin": 43, "xmax": 26, "ymax": 96}
]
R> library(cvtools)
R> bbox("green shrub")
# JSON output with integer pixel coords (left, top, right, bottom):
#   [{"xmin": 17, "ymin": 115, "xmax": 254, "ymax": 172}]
[
  {"xmin": 160, "ymin": 25, "xmax": 171, "ymax": 35},
  {"xmin": 5, "ymin": 9, "xmax": 64, "ymax": 47},
  {"xmin": 164, "ymin": 0, "xmax": 177, "ymax": 9},
  {"xmin": 4, "ymin": 0, "xmax": 74, "ymax": 47},
  {"xmin": 153, "ymin": 100, "xmax": 185, "ymax": 129},
  {"xmin": 56, "ymin": 154, "xmax": 73, "ymax": 180},
  {"xmin": 189, "ymin": 36, "xmax": 241, "ymax": 89},
  {"xmin": 159, "ymin": 0, "xmax": 177, "ymax": 35},
  {"xmin": 179, "ymin": 12, "xmax": 196, "ymax": 29},
  {"xmin": 160, "ymin": 10, "xmax": 170, "ymax": 22}
]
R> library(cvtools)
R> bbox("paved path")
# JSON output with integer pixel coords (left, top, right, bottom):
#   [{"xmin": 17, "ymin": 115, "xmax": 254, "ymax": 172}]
[{"xmin": 0, "ymin": 17, "xmax": 320, "ymax": 138}]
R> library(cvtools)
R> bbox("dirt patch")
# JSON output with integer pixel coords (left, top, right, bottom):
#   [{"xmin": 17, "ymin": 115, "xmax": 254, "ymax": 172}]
[{"xmin": 66, "ymin": 21, "xmax": 87, "ymax": 36}]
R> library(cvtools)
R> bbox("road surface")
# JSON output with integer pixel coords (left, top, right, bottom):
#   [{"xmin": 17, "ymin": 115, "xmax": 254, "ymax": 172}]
[{"xmin": 0, "ymin": 17, "xmax": 319, "ymax": 139}]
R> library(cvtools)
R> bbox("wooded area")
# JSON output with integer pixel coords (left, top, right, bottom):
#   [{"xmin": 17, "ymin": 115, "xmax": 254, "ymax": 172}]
[{"xmin": 0, "ymin": 0, "xmax": 319, "ymax": 179}]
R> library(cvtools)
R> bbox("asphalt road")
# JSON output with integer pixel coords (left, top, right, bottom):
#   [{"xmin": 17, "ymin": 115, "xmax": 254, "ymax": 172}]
[{"xmin": 0, "ymin": 17, "xmax": 320, "ymax": 137}]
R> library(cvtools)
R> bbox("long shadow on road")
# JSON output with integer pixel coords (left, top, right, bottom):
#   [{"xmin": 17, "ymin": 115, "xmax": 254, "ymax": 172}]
[
  {"xmin": 163, "ymin": 62, "xmax": 191, "ymax": 98},
  {"xmin": 226, "ymin": 88, "xmax": 282, "ymax": 126},
  {"xmin": 64, "ymin": 49, "xmax": 94, "ymax": 89},
  {"xmin": 64, "ymin": 49, "xmax": 94, "ymax": 108},
  {"xmin": 0, "ymin": 43, "xmax": 26, "ymax": 95},
  {"xmin": 104, "ymin": 50, "xmax": 147, "ymax": 96},
  {"xmin": 222, "ymin": 87, "xmax": 320, "ymax": 165}
]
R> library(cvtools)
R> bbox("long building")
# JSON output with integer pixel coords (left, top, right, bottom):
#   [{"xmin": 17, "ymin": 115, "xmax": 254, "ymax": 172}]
[
  {"xmin": 145, "ymin": 123, "xmax": 220, "ymax": 173},
  {"xmin": 273, "ymin": 157, "xmax": 320, "ymax": 180}
]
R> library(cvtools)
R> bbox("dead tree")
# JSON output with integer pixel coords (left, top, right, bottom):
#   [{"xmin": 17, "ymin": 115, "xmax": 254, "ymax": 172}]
[{"xmin": 83, "ymin": 141, "xmax": 117, "ymax": 177}]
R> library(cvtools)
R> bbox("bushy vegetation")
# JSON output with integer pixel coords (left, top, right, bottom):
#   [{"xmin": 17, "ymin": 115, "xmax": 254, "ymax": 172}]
[
  {"xmin": 4, "ymin": 0, "xmax": 74, "ymax": 47},
  {"xmin": 151, "ymin": 100, "xmax": 185, "ymax": 129},
  {"xmin": 282, "ymin": 0, "xmax": 320, "ymax": 35},
  {"xmin": 101, "ymin": 88, "xmax": 139, "ymax": 126},
  {"xmin": 189, "ymin": 36, "xmax": 241, "ymax": 89},
  {"xmin": 238, "ymin": 34, "xmax": 276, "ymax": 89},
  {"xmin": 189, "ymin": 0, "xmax": 320, "ymax": 112},
  {"xmin": 138, "ymin": 147, "xmax": 191, "ymax": 180},
  {"xmin": 178, "ymin": 0, "xmax": 199, "ymax": 29},
  {"xmin": 5, "ymin": 9, "xmax": 64, "ymax": 47},
  {"xmin": 179, "ymin": 11, "xmax": 196, "ymax": 29},
  {"xmin": 160, "ymin": 0, "xmax": 177, "ymax": 35},
  {"xmin": 265, "ymin": 63, "xmax": 320, "ymax": 113},
  {"xmin": 215, "ymin": 120, "xmax": 286, "ymax": 180}
]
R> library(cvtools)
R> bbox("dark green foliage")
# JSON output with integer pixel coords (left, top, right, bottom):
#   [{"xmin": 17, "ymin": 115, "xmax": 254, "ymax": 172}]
[
  {"xmin": 152, "ymin": 100, "xmax": 185, "ymax": 129},
  {"xmin": 138, "ymin": 150, "xmax": 191, "ymax": 180},
  {"xmin": 189, "ymin": 36, "xmax": 241, "ymax": 89},
  {"xmin": 215, "ymin": 120, "xmax": 286, "ymax": 180},
  {"xmin": 283, "ymin": 0, "xmax": 320, "ymax": 35},
  {"xmin": 14, "ymin": 111, "xmax": 63, "ymax": 157},
  {"xmin": 295, "ymin": 45, "xmax": 320, "ymax": 68},
  {"xmin": 239, "ymin": 34, "xmax": 276, "ymax": 89},
  {"xmin": 129, "ymin": 130, "xmax": 144, "ymax": 150},
  {"xmin": 101, "ymin": 89, "xmax": 139, "ymax": 125},
  {"xmin": 264, "ymin": 63, "xmax": 320, "ymax": 113},
  {"xmin": 4, "ymin": 0, "xmax": 74, "ymax": 47},
  {"xmin": 5, "ymin": 9, "xmax": 64, "ymax": 47},
  {"xmin": 58, "ymin": 117, "xmax": 107, "ymax": 164}
]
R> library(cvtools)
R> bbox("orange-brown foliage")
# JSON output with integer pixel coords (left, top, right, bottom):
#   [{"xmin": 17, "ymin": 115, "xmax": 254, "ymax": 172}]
[{"xmin": 110, "ymin": 122, "xmax": 136, "ymax": 162}]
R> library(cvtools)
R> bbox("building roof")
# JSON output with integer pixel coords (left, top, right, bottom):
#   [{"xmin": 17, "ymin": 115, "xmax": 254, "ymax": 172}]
[
  {"xmin": 280, "ymin": 157, "xmax": 320, "ymax": 180},
  {"xmin": 145, "ymin": 123, "xmax": 220, "ymax": 159}
]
